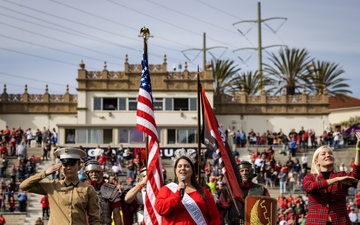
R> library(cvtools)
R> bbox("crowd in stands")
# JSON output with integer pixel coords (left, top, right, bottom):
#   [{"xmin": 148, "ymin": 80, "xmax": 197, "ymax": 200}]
[
  {"xmin": 229, "ymin": 126, "xmax": 358, "ymax": 152},
  {"xmin": 1, "ymin": 124, "xmax": 359, "ymax": 224},
  {"xmin": 0, "ymin": 126, "xmax": 54, "ymax": 213}
]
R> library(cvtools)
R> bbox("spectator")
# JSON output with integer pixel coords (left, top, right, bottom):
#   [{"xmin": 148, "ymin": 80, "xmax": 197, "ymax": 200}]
[
  {"xmin": 298, "ymin": 127, "xmax": 306, "ymax": 149},
  {"xmin": 17, "ymin": 163, "xmax": 25, "ymax": 181},
  {"xmin": 301, "ymin": 153, "xmax": 308, "ymax": 171},
  {"xmin": 0, "ymin": 144, "xmax": 7, "ymax": 158},
  {"xmin": 327, "ymin": 127, "xmax": 334, "ymax": 147},
  {"xmin": 16, "ymin": 141, "xmax": 27, "ymax": 160},
  {"xmin": 298, "ymin": 168, "xmax": 307, "ymax": 192},
  {"xmin": 9, "ymin": 137, "xmax": 16, "ymax": 156},
  {"xmin": 9, "ymin": 164, "xmax": 16, "ymax": 181},
  {"xmin": 40, "ymin": 195, "xmax": 50, "ymax": 220},
  {"xmin": 116, "ymin": 144, "xmax": 124, "ymax": 166},
  {"xmin": 321, "ymin": 130, "xmax": 328, "ymax": 146},
  {"xmin": 287, "ymin": 169, "xmax": 296, "ymax": 194},
  {"xmin": 349, "ymin": 128, "xmax": 356, "ymax": 146},
  {"xmin": 43, "ymin": 141, "xmax": 51, "ymax": 161},
  {"xmin": 348, "ymin": 208, "xmax": 357, "ymax": 224},
  {"xmin": 333, "ymin": 128, "xmax": 341, "ymax": 150},
  {"xmin": 8, "ymin": 178, "xmax": 17, "ymax": 193},
  {"xmin": 0, "ymin": 213, "xmax": 5, "ymax": 225},
  {"xmin": 35, "ymin": 129, "xmax": 42, "ymax": 147},
  {"xmin": 15, "ymin": 127, "xmax": 23, "ymax": 145},
  {"xmin": 0, "ymin": 157, "xmax": 7, "ymax": 178},
  {"xmin": 254, "ymin": 152, "xmax": 266, "ymax": 174},
  {"xmin": 0, "ymin": 190, "xmax": 5, "ymax": 212},
  {"xmin": 339, "ymin": 162, "xmax": 348, "ymax": 172},
  {"xmin": 162, "ymin": 166, "xmax": 167, "ymax": 183},
  {"xmin": 41, "ymin": 127, "xmax": 49, "ymax": 148},
  {"xmin": 124, "ymin": 152, "xmax": 135, "ymax": 180},
  {"xmin": 18, "ymin": 190, "xmax": 27, "ymax": 212},
  {"xmin": 8, "ymin": 196, "xmax": 15, "ymax": 212},
  {"xmin": 289, "ymin": 136, "xmax": 297, "ymax": 157},
  {"xmin": 50, "ymin": 128, "xmax": 57, "ymax": 147},
  {"xmin": 25, "ymin": 128, "xmax": 33, "ymax": 148},
  {"xmin": 309, "ymin": 129, "xmax": 317, "ymax": 149},
  {"xmin": 278, "ymin": 168, "xmax": 287, "ymax": 194},
  {"xmin": 34, "ymin": 218, "xmax": 44, "ymax": 225},
  {"xmin": 25, "ymin": 161, "xmax": 34, "ymax": 178}
]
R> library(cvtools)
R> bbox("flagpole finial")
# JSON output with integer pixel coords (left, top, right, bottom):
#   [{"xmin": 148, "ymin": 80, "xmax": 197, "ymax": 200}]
[{"xmin": 140, "ymin": 26, "xmax": 150, "ymax": 40}]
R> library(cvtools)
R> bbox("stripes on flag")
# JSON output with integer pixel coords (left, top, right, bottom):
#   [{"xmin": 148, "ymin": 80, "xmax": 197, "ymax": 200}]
[{"xmin": 136, "ymin": 51, "xmax": 164, "ymax": 225}]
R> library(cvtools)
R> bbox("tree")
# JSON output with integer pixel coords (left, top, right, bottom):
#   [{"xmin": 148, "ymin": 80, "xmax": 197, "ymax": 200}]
[
  {"xmin": 230, "ymin": 71, "xmax": 275, "ymax": 95},
  {"xmin": 308, "ymin": 60, "xmax": 352, "ymax": 97},
  {"xmin": 264, "ymin": 48, "xmax": 313, "ymax": 95},
  {"xmin": 211, "ymin": 59, "xmax": 241, "ymax": 95},
  {"xmin": 341, "ymin": 116, "xmax": 360, "ymax": 128}
]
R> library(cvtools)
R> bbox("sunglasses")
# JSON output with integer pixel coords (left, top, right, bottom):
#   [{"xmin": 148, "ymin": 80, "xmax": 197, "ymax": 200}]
[{"xmin": 61, "ymin": 159, "xmax": 78, "ymax": 167}]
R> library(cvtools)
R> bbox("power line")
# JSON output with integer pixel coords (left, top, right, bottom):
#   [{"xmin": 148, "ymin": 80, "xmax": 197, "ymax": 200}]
[
  {"xmin": 1, "ymin": 0, "xmax": 187, "ymax": 62},
  {"xmin": 105, "ymin": 0, "xmax": 237, "ymax": 49},
  {"xmin": 0, "ymin": 47, "xmax": 83, "ymax": 67},
  {"xmin": 0, "ymin": 34, "xmax": 122, "ymax": 66},
  {"xmin": 49, "ymin": 0, "xmax": 194, "ymax": 51},
  {"xmin": 147, "ymin": 0, "xmax": 240, "ymax": 38},
  {"xmin": 0, "ymin": 22, "xmax": 122, "ymax": 60}
]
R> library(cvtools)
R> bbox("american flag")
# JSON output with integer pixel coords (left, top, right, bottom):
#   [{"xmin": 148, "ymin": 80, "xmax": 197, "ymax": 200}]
[{"xmin": 136, "ymin": 51, "xmax": 164, "ymax": 225}]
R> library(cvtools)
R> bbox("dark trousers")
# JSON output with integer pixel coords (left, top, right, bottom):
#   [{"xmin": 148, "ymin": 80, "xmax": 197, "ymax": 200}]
[
  {"xmin": 19, "ymin": 201, "xmax": 26, "ymax": 212},
  {"xmin": 42, "ymin": 207, "xmax": 49, "ymax": 217}
]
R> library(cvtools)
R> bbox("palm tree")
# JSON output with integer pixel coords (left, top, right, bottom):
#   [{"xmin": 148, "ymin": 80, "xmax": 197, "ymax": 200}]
[
  {"xmin": 211, "ymin": 59, "xmax": 241, "ymax": 95},
  {"xmin": 264, "ymin": 48, "xmax": 313, "ymax": 95},
  {"xmin": 308, "ymin": 60, "xmax": 352, "ymax": 97},
  {"xmin": 230, "ymin": 71, "xmax": 276, "ymax": 95}
]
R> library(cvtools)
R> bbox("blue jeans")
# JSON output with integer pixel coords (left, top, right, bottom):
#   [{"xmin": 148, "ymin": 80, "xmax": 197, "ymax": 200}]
[{"xmin": 280, "ymin": 181, "xmax": 286, "ymax": 193}]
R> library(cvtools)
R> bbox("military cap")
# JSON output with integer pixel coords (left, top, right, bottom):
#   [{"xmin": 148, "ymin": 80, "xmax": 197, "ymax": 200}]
[
  {"xmin": 54, "ymin": 147, "xmax": 86, "ymax": 160},
  {"xmin": 237, "ymin": 160, "xmax": 253, "ymax": 169}
]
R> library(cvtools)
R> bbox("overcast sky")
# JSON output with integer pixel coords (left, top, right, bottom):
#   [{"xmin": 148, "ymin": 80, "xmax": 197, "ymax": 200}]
[{"xmin": 1, "ymin": 0, "xmax": 359, "ymax": 97}]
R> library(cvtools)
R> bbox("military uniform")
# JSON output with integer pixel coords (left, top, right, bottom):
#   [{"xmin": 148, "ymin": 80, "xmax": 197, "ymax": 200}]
[
  {"xmin": 95, "ymin": 181, "xmax": 121, "ymax": 225},
  {"xmin": 20, "ymin": 147, "xmax": 100, "ymax": 225},
  {"xmin": 218, "ymin": 161, "xmax": 270, "ymax": 225},
  {"xmin": 85, "ymin": 160, "xmax": 121, "ymax": 225}
]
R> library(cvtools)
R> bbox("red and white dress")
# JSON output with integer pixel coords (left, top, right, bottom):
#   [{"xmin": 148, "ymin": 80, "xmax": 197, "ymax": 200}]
[{"xmin": 155, "ymin": 183, "xmax": 220, "ymax": 225}]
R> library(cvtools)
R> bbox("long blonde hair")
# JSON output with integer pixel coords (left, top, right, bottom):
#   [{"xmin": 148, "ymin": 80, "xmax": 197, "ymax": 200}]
[{"xmin": 310, "ymin": 145, "xmax": 338, "ymax": 175}]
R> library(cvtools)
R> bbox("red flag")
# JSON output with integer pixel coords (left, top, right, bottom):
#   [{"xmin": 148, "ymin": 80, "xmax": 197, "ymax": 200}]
[
  {"xmin": 200, "ymin": 87, "xmax": 244, "ymax": 203},
  {"xmin": 136, "ymin": 51, "xmax": 164, "ymax": 225}
]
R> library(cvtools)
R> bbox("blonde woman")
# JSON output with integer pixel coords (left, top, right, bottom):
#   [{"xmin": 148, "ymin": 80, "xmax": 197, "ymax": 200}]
[{"xmin": 302, "ymin": 132, "xmax": 360, "ymax": 225}]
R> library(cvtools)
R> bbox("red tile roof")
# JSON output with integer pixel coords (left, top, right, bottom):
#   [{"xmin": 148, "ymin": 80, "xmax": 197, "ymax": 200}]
[{"xmin": 329, "ymin": 96, "xmax": 360, "ymax": 109}]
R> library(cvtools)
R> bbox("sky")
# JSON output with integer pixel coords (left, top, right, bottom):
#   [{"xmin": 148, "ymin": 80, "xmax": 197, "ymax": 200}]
[{"xmin": 0, "ymin": 0, "xmax": 359, "ymax": 97}]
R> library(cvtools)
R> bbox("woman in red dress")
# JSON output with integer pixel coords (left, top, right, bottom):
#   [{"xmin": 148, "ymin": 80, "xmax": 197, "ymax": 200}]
[{"xmin": 155, "ymin": 154, "xmax": 220, "ymax": 225}]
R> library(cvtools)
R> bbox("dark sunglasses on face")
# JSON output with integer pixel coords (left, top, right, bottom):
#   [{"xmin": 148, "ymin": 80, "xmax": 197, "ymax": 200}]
[{"xmin": 61, "ymin": 159, "xmax": 78, "ymax": 167}]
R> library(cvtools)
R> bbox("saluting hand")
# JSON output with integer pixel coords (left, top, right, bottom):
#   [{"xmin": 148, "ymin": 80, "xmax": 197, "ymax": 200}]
[{"xmin": 45, "ymin": 163, "xmax": 62, "ymax": 176}]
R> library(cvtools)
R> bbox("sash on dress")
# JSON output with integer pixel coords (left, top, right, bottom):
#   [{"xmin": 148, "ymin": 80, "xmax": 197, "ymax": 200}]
[{"xmin": 166, "ymin": 183, "xmax": 207, "ymax": 225}]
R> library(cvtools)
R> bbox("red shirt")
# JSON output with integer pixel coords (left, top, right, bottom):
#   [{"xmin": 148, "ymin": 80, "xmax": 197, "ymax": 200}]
[
  {"xmin": 40, "ymin": 196, "xmax": 49, "ymax": 208},
  {"xmin": 0, "ymin": 216, "xmax": 5, "ymax": 224},
  {"xmin": 302, "ymin": 167, "xmax": 360, "ymax": 225},
  {"xmin": 0, "ymin": 146, "xmax": 7, "ymax": 156},
  {"xmin": 355, "ymin": 193, "xmax": 360, "ymax": 205},
  {"xmin": 3, "ymin": 129, "xmax": 10, "ymax": 136}
]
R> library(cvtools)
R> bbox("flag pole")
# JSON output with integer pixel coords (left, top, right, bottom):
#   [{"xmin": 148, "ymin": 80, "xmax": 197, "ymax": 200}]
[
  {"xmin": 197, "ymin": 66, "xmax": 202, "ymax": 183},
  {"xmin": 140, "ymin": 26, "xmax": 150, "ymax": 168}
]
